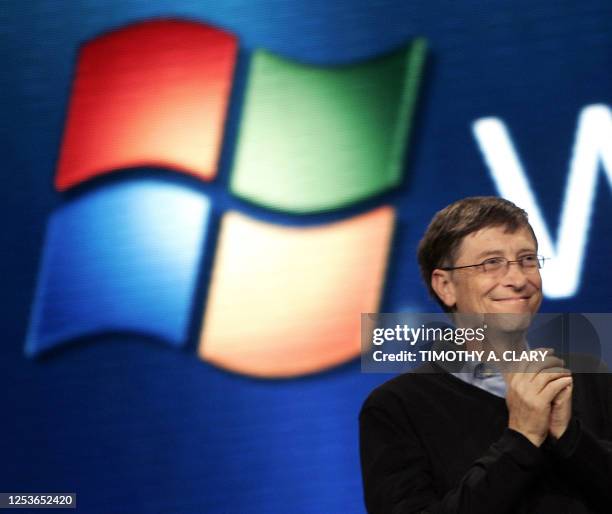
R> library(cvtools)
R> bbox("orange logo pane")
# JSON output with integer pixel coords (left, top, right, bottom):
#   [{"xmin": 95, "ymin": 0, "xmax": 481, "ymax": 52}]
[
  {"xmin": 199, "ymin": 206, "xmax": 395, "ymax": 377},
  {"xmin": 55, "ymin": 19, "xmax": 237, "ymax": 190}
]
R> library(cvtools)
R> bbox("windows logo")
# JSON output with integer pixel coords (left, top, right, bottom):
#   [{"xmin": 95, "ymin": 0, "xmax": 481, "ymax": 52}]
[{"xmin": 26, "ymin": 19, "xmax": 426, "ymax": 378}]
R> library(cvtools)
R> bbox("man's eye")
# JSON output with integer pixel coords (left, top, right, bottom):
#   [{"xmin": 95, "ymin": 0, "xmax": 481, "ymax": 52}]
[
  {"xmin": 521, "ymin": 255, "xmax": 538, "ymax": 263},
  {"xmin": 483, "ymin": 257, "xmax": 504, "ymax": 266}
]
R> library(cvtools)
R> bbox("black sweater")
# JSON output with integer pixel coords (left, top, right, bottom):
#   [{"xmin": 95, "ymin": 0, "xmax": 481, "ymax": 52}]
[{"xmin": 359, "ymin": 363, "xmax": 612, "ymax": 513}]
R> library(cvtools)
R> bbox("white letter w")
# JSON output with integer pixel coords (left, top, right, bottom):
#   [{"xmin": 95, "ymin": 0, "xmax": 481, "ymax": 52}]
[{"xmin": 473, "ymin": 105, "xmax": 612, "ymax": 298}]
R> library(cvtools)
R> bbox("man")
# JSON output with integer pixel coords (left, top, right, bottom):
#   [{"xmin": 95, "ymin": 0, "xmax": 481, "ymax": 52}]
[{"xmin": 359, "ymin": 197, "xmax": 612, "ymax": 513}]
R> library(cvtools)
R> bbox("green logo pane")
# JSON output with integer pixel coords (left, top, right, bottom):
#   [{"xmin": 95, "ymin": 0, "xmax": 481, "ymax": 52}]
[{"xmin": 230, "ymin": 39, "xmax": 426, "ymax": 213}]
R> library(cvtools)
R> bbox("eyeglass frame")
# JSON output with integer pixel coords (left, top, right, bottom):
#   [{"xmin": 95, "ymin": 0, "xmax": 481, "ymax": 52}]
[{"xmin": 439, "ymin": 254, "xmax": 546, "ymax": 274}]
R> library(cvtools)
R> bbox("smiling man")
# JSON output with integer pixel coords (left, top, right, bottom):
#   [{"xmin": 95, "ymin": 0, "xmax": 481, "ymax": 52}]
[{"xmin": 359, "ymin": 197, "xmax": 612, "ymax": 513}]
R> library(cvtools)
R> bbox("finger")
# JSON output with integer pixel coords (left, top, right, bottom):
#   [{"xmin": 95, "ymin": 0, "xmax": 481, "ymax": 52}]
[
  {"xmin": 540, "ymin": 376, "xmax": 573, "ymax": 403},
  {"xmin": 528, "ymin": 352, "xmax": 562, "ymax": 370},
  {"xmin": 532, "ymin": 369, "xmax": 572, "ymax": 393},
  {"xmin": 504, "ymin": 358, "xmax": 564, "ymax": 385},
  {"xmin": 525, "ymin": 354, "xmax": 565, "ymax": 377},
  {"xmin": 552, "ymin": 384, "xmax": 573, "ymax": 406},
  {"xmin": 522, "ymin": 347, "xmax": 556, "ymax": 373}
]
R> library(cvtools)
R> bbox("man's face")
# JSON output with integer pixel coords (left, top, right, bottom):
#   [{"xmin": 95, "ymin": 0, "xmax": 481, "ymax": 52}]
[{"xmin": 437, "ymin": 225, "xmax": 542, "ymax": 315}]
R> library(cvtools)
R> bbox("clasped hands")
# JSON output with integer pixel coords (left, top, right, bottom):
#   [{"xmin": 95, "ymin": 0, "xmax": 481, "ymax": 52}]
[{"xmin": 504, "ymin": 351, "xmax": 573, "ymax": 447}]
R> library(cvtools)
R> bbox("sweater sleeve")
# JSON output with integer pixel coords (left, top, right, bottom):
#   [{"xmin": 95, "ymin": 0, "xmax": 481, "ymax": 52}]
[
  {"xmin": 545, "ymin": 413, "xmax": 612, "ymax": 512},
  {"xmin": 541, "ymin": 370, "xmax": 612, "ymax": 512},
  {"xmin": 359, "ymin": 401, "xmax": 545, "ymax": 514}
]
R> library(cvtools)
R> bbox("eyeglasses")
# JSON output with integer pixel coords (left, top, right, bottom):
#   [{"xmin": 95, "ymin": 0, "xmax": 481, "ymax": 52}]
[{"xmin": 440, "ymin": 254, "xmax": 546, "ymax": 275}]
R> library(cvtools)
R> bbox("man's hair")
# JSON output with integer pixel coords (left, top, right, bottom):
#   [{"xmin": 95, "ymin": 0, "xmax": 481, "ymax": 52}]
[{"xmin": 417, "ymin": 196, "xmax": 537, "ymax": 311}]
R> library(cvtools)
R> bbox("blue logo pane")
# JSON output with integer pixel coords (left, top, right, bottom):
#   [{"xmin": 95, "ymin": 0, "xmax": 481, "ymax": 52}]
[{"xmin": 26, "ymin": 179, "xmax": 211, "ymax": 355}]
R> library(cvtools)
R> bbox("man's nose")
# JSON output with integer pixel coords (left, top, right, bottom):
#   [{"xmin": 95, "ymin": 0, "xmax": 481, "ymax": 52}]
[{"xmin": 501, "ymin": 261, "xmax": 529, "ymax": 288}]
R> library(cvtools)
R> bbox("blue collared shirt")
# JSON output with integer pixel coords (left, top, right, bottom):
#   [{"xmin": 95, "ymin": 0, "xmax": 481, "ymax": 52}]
[{"xmin": 452, "ymin": 360, "xmax": 507, "ymax": 398}]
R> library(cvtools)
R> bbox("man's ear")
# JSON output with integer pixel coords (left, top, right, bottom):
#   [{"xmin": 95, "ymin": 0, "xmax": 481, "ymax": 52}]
[{"xmin": 431, "ymin": 269, "xmax": 457, "ymax": 309}]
